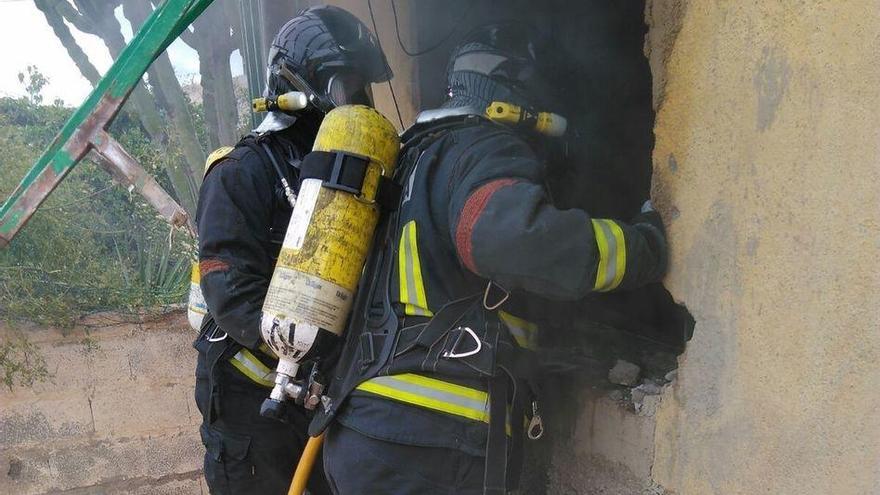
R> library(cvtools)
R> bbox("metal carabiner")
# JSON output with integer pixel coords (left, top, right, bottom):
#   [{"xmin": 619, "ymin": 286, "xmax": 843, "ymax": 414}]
[
  {"xmin": 442, "ymin": 326, "xmax": 482, "ymax": 359},
  {"xmin": 528, "ymin": 401, "xmax": 545, "ymax": 440},
  {"xmin": 483, "ymin": 280, "xmax": 509, "ymax": 311},
  {"xmin": 206, "ymin": 326, "xmax": 228, "ymax": 342}
]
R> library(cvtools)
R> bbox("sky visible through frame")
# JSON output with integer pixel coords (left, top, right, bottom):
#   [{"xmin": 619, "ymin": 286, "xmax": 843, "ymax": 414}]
[{"xmin": 0, "ymin": 1, "xmax": 244, "ymax": 107}]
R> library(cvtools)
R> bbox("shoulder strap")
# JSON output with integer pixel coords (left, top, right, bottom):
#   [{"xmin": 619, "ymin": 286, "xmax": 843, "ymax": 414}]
[
  {"xmin": 360, "ymin": 117, "xmax": 485, "ymax": 345},
  {"xmin": 240, "ymin": 135, "xmax": 300, "ymax": 208},
  {"xmin": 399, "ymin": 113, "xmax": 487, "ymax": 150}
]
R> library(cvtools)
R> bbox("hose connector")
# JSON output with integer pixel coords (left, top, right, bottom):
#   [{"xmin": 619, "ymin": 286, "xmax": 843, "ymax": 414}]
[
  {"xmin": 485, "ymin": 101, "xmax": 568, "ymax": 137},
  {"xmin": 253, "ymin": 91, "xmax": 309, "ymax": 113}
]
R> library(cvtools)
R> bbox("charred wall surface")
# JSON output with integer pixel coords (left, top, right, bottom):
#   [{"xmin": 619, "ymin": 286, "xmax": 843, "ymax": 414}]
[{"xmin": 407, "ymin": 0, "xmax": 692, "ymax": 364}]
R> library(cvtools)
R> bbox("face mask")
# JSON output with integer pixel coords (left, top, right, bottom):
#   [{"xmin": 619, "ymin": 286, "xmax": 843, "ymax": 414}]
[{"xmin": 326, "ymin": 72, "xmax": 371, "ymax": 108}]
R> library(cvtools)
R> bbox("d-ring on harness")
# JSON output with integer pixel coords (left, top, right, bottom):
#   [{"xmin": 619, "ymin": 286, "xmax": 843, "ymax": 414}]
[
  {"xmin": 442, "ymin": 326, "xmax": 483, "ymax": 359},
  {"xmin": 483, "ymin": 280, "xmax": 509, "ymax": 311}
]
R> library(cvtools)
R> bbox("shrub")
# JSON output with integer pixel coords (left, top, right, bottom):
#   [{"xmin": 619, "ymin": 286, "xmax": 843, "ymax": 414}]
[{"xmin": 0, "ymin": 94, "xmax": 194, "ymax": 328}]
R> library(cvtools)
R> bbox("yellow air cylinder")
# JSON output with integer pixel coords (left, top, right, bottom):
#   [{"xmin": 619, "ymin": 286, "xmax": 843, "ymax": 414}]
[
  {"xmin": 187, "ymin": 262, "xmax": 206, "ymax": 332},
  {"xmin": 261, "ymin": 105, "xmax": 399, "ymax": 372}
]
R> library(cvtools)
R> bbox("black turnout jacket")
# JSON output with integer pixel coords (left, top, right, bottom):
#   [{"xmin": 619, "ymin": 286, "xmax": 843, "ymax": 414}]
[{"xmin": 195, "ymin": 123, "xmax": 316, "ymax": 350}]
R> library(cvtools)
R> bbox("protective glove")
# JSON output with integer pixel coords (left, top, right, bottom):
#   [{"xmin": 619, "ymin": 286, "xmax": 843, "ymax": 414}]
[
  {"xmin": 634, "ymin": 200, "xmax": 664, "ymax": 231},
  {"xmin": 630, "ymin": 200, "xmax": 668, "ymax": 282}
]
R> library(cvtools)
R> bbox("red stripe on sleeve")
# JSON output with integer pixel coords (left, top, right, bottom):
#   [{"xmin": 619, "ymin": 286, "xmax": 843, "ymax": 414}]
[
  {"xmin": 199, "ymin": 258, "xmax": 230, "ymax": 276},
  {"xmin": 454, "ymin": 178, "xmax": 520, "ymax": 274}
]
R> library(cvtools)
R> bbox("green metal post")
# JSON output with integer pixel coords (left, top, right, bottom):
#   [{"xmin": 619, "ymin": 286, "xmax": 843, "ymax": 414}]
[
  {"xmin": 0, "ymin": 0, "xmax": 215, "ymax": 247},
  {"xmin": 239, "ymin": 0, "xmax": 266, "ymax": 130}
]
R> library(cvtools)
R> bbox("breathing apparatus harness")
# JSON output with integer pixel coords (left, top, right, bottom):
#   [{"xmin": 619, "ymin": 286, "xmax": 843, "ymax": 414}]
[{"xmin": 310, "ymin": 106, "xmax": 557, "ymax": 494}]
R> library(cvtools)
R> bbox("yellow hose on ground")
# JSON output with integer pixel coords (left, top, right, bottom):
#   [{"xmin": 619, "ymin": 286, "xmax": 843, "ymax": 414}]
[{"xmin": 288, "ymin": 434, "xmax": 325, "ymax": 495}]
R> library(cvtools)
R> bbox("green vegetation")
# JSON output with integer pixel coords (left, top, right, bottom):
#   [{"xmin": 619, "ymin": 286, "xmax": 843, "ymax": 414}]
[
  {"xmin": 0, "ymin": 69, "xmax": 195, "ymax": 330},
  {"xmin": 0, "ymin": 334, "xmax": 49, "ymax": 389}
]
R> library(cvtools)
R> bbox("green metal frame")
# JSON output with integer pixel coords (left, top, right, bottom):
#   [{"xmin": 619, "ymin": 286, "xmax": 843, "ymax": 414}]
[
  {"xmin": 0, "ymin": 0, "xmax": 215, "ymax": 247},
  {"xmin": 238, "ymin": 0, "xmax": 267, "ymax": 130}
]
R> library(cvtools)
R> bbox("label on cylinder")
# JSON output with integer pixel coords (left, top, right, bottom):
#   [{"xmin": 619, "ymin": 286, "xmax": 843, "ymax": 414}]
[
  {"xmin": 286, "ymin": 179, "xmax": 321, "ymax": 250},
  {"xmin": 263, "ymin": 267, "xmax": 353, "ymax": 335},
  {"xmin": 264, "ymin": 169, "xmax": 379, "ymax": 336}
]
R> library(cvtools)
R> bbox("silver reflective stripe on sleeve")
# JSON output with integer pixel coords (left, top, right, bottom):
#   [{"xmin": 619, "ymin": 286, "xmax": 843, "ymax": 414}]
[{"xmin": 499, "ymin": 311, "xmax": 539, "ymax": 350}]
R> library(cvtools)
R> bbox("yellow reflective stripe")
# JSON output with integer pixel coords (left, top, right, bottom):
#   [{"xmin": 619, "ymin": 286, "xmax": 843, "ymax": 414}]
[
  {"xmin": 189, "ymin": 264, "xmax": 206, "ymax": 315},
  {"xmin": 592, "ymin": 219, "xmax": 627, "ymax": 292},
  {"xmin": 592, "ymin": 219, "xmax": 612, "ymax": 290},
  {"xmin": 398, "ymin": 221, "xmax": 434, "ymax": 317},
  {"xmin": 407, "ymin": 223, "xmax": 431, "ymax": 313},
  {"xmin": 229, "ymin": 349, "xmax": 275, "ymax": 388},
  {"xmin": 609, "ymin": 221, "xmax": 626, "ymax": 289},
  {"xmin": 397, "ymin": 225, "xmax": 414, "ymax": 314},
  {"xmin": 499, "ymin": 311, "xmax": 539, "ymax": 350},
  {"xmin": 258, "ymin": 343, "xmax": 278, "ymax": 359},
  {"xmin": 356, "ymin": 373, "xmax": 489, "ymax": 422}
]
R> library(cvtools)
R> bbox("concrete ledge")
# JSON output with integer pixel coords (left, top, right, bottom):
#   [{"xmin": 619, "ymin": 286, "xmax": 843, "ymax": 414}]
[{"xmin": 0, "ymin": 311, "xmax": 203, "ymax": 495}]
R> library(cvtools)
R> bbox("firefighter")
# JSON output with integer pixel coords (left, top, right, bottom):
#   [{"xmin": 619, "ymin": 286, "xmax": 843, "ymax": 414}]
[
  {"xmin": 313, "ymin": 23, "xmax": 669, "ymax": 494},
  {"xmin": 193, "ymin": 6, "xmax": 391, "ymax": 495}
]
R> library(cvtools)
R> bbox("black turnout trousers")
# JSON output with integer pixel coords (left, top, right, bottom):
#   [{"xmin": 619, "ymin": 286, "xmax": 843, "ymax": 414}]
[{"xmin": 195, "ymin": 349, "xmax": 330, "ymax": 495}]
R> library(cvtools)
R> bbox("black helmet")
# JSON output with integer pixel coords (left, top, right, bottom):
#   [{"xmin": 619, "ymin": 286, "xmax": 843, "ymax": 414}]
[
  {"xmin": 266, "ymin": 6, "xmax": 392, "ymax": 114},
  {"xmin": 444, "ymin": 23, "xmax": 550, "ymax": 112}
]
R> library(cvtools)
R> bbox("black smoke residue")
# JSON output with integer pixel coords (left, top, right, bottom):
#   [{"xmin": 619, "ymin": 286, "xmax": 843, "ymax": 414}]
[
  {"xmin": 407, "ymin": 0, "xmax": 692, "ymax": 361},
  {"xmin": 405, "ymin": 5, "xmax": 694, "ymax": 490}
]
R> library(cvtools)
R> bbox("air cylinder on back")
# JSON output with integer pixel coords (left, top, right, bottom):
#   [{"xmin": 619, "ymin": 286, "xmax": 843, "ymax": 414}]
[{"xmin": 259, "ymin": 105, "xmax": 399, "ymax": 416}]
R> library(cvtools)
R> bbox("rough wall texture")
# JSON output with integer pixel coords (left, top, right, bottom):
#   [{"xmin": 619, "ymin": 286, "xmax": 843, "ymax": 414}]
[
  {"xmin": 0, "ymin": 312, "xmax": 204, "ymax": 495},
  {"xmin": 648, "ymin": 1, "xmax": 880, "ymax": 494}
]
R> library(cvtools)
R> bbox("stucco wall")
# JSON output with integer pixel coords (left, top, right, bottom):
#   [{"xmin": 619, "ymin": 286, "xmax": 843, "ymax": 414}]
[
  {"xmin": 647, "ymin": 1, "xmax": 880, "ymax": 494},
  {"xmin": 0, "ymin": 311, "xmax": 203, "ymax": 494}
]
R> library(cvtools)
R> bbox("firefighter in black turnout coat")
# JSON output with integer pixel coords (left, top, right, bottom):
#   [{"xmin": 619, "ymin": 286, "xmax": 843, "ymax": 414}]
[
  {"xmin": 193, "ymin": 6, "xmax": 391, "ymax": 494},
  {"xmin": 315, "ymin": 24, "xmax": 669, "ymax": 494}
]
